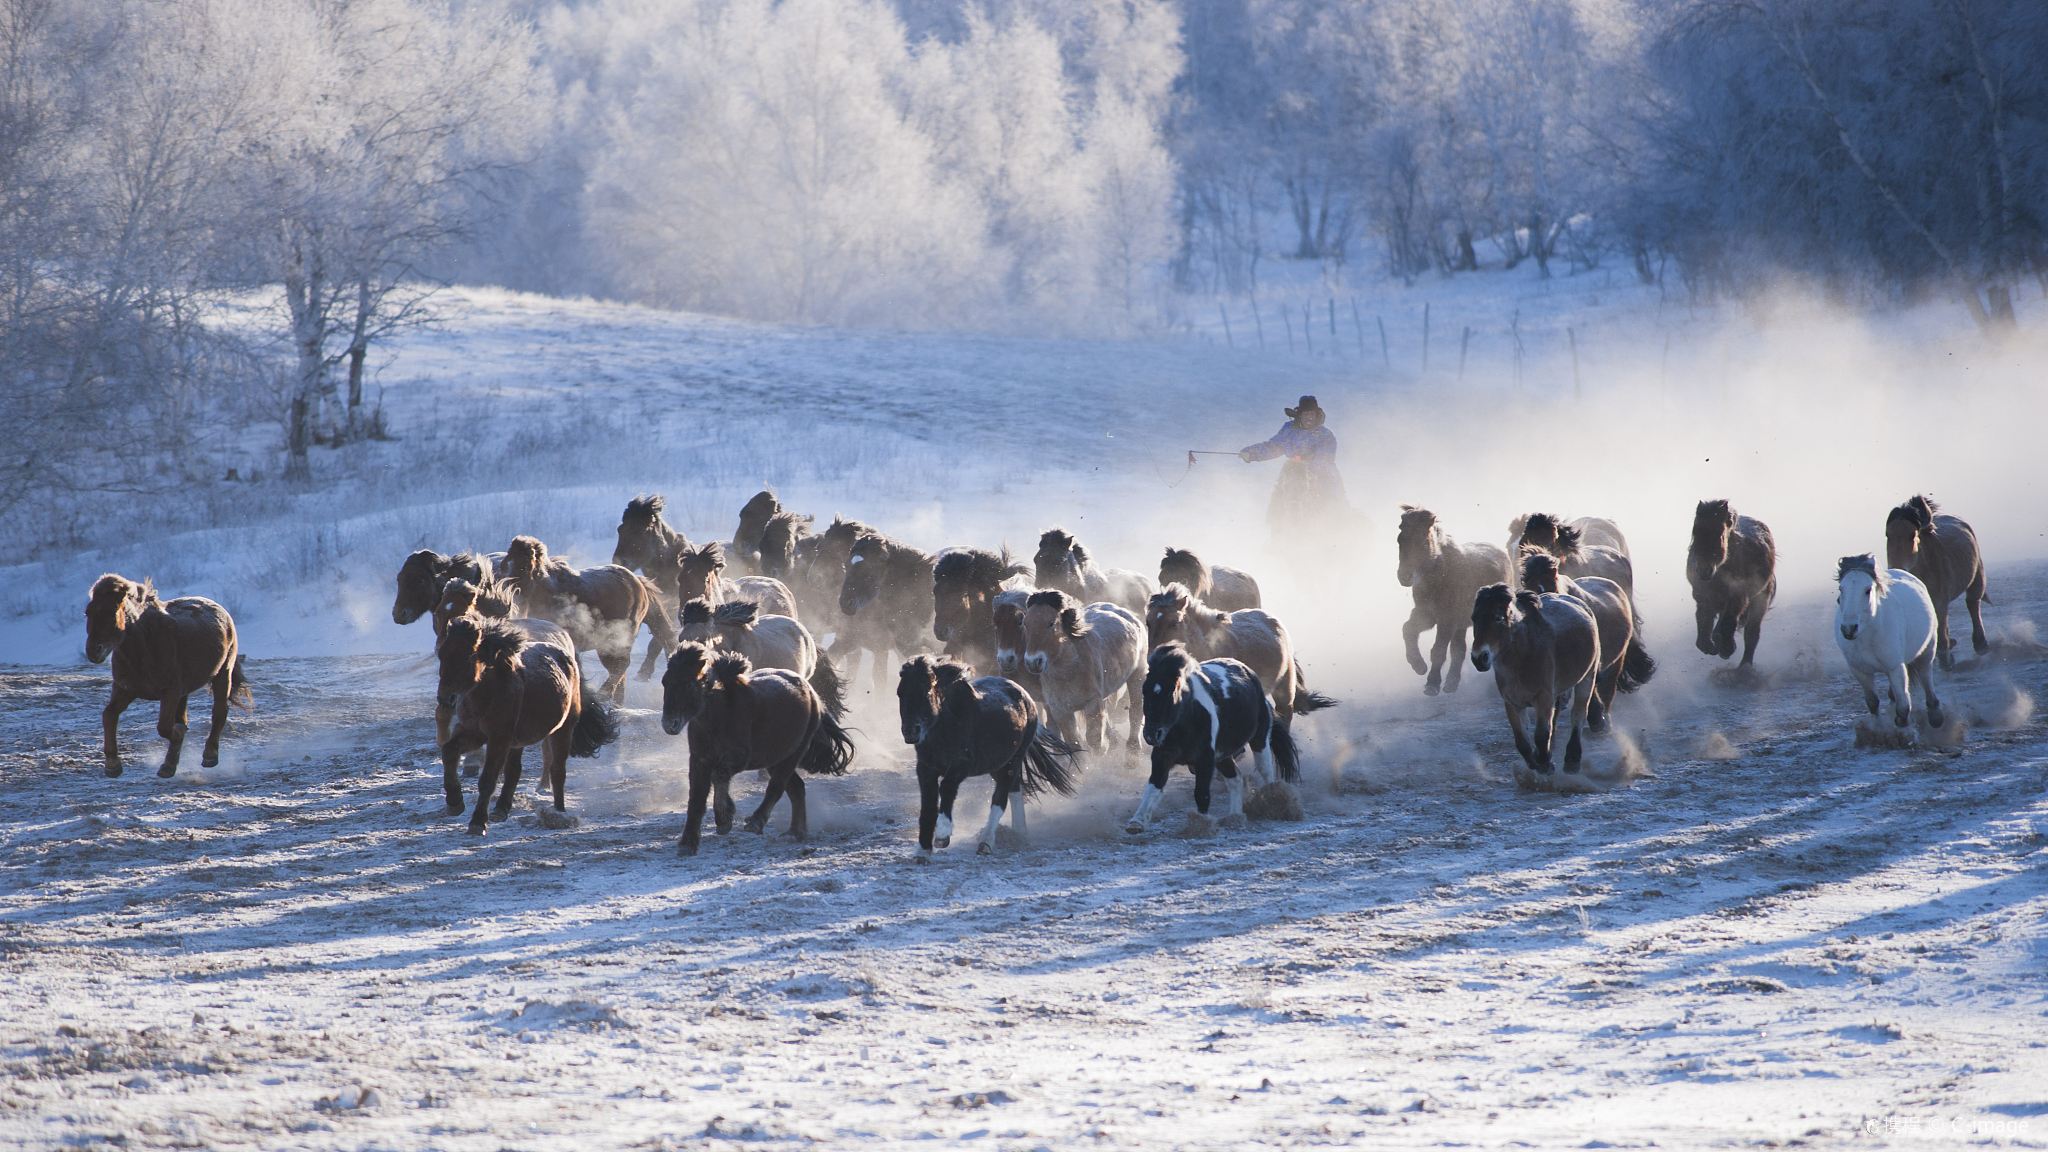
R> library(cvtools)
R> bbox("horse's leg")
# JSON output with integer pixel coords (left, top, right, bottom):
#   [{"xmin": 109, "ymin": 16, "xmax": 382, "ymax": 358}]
[
  {"xmin": 1738, "ymin": 602, "xmax": 1764, "ymax": 668},
  {"xmin": 1859, "ymin": 669, "xmax": 1882, "ymax": 717},
  {"xmin": 1933, "ymin": 595, "xmax": 1956, "ymax": 671},
  {"xmin": 1886, "ymin": 661, "xmax": 1912, "ymax": 727},
  {"xmin": 1216, "ymin": 755, "xmax": 1245, "ymax": 827},
  {"xmin": 1966, "ymin": 568, "xmax": 1990, "ymax": 655},
  {"xmin": 916, "ymin": 765, "xmax": 941, "ymax": 856},
  {"xmin": 101, "ymin": 685, "xmax": 136, "ymax": 777},
  {"xmin": 1503, "ymin": 699, "xmax": 1537, "ymax": 773},
  {"xmin": 742, "ymin": 772, "xmax": 785, "ymax": 834},
  {"xmin": 782, "ymin": 768, "xmax": 809, "ymax": 841},
  {"xmin": 1401, "ymin": 607, "xmax": 1431, "ymax": 678},
  {"xmin": 1444, "ymin": 626, "xmax": 1468, "ymax": 693},
  {"xmin": 155, "ymin": 694, "xmax": 190, "ymax": 778},
  {"xmin": 932, "ymin": 773, "xmax": 963, "ymax": 850},
  {"xmin": 492, "ymin": 745, "xmax": 526, "ymax": 821},
  {"xmin": 1084, "ymin": 700, "xmax": 1106, "ymax": 751},
  {"xmin": 601, "ymin": 650, "xmax": 630, "ymax": 703},
  {"xmin": 678, "ymin": 763, "xmax": 713, "ymax": 856},
  {"xmin": 1911, "ymin": 651, "xmax": 1945, "ymax": 729},
  {"xmin": 977, "ymin": 767, "xmax": 1015, "ymax": 854},
  {"xmin": 201, "ymin": 666, "xmax": 230, "ymax": 768},
  {"xmin": 1125, "ymin": 747, "xmax": 1174, "ymax": 834},
  {"xmin": 713, "ymin": 774, "xmax": 737, "ymax": 834},
  {"xmin": 1564, "ymin": 678, "xmax": 1592, "ymax": 773},
  {"xmin": 1425, "ymin": 623, "xmax": 1453, "ymax": 696},
  {"xmin": 469, "ymin": 741, "xmax": 507, "ymax": 835},
  {"xmin": 440, "ymin": 731, "xmax": 483, "ymax": 813},
  {"xmin": 1005, "ymin": 763, "xmax": 1029, "ymax": 841},
  {"xmin": 547, "ymin": 729, "xmax": 569, "ymax": 812},
  {"xmin": 1588, "ymin": 661, "xmax": 1617, "ymax": 734},
  {"xmin": 1532, "ymin": 694, "xmax": 1556, "ymax": 774},
  {"xmin": 1126, "ymin": 672, "xmax": 1145, "ymax": 748},
  {"xmin": 435, "ymin": 700, "xmax": 453, "ymax": 751},
  {"xmin": 1190, "ymin": 754, "xmax": 1214, "ymax": 820},
  {"xmin": 1713, "ymin": 603, "xmax": 1740, "ymax": 660},
  {"xmin": 1695, "ymin": 597, "xmax": 1720, "ymax": 657}
]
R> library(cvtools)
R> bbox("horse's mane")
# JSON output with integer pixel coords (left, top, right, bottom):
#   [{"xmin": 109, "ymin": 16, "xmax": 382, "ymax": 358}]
[
  {"xmin": 668, "ymin": 640, "xmax": 714, "ymax": 680},
  {"xmin": 1837, "ymin": 553, "xmax": 1890, "ymax": 591},
  {"xmin": 1027, "ymin": 588, "xmax": 1089, "ymax": 636},
  {"xmin": 477, "ymin": 620, "xmax": 526, "ymax": 665},
  {"xmin": 681, "ymin": 597, "xmax": 715, "ymax": 625},
  {"xmin": 1553, "ymin": 524, "xmax": 1586, "ymax": 561},
  {"xmin": 1513, "ymin": 589, "xmax": 1546, "ymax": 616},
  {"xmin": 739, "ymin": 490, "xmax": 780, "ymax": 517},
  {"xmin": 765, "ymin": 509, "xmax": 810, "ymax": 538},
  {"xmin": 901, "ymin": 653, "xmax": 972, "ymax": 696},
  {"xmin": 624, "ymin": 494, "xmax": 664, "ymax": 524},
  {"xmin": 1473, "ymin": 583, "xmax": 1515, "ymax": 620},
  {"xmin": 507, "ymin": 535, "xmax": 566, "ymax": 578},
  {"xmin": 1522, "ymin": 512, "xmax": 1561, "ymax": 538},
  {"xmin": 823, "ymin": 517, "xmax": 874, "ymax": 546},
  {"xmin": 708, "ymin": 650, "xmax": 752, "ymax": 686},
  {"xmin": 934, "ymin": 547, "xmax": 1011, "ymax": 588},
  {"xmin": 1039, "ymin": 528, "xmax": 1089, "ymax": 568},
  {"xmin": 713, "ymin": 600, "xmax": 759, "ymax": 627},
  {"xmin": 1398, "ymin": 505, "xmax": 1438, "ymax": 532},
  {"xmin": 683, "ymin": 540, "xmax": 726, "ymax": 570},
  {"xmin": 1147, "ymin": 640, "xmax": 1197, "ymax": 681},
  {"xmin": 1160, "ymin": 545, "xmax": 1201, "ymax": 571},
  {"xmin": 1149, "ymin": 582, "xmax": 1194, "ymax": 616},
  {"xmin": 993, "ymin": 587, "xmax": 1032, "ymax": 615},
  {"xmin": 1519, "ymin": 548, "xmax": 1563, "ymax": 593},
  {"xmin": 91, "ymin": 573, "xmax": 156, "ymax": 610},
  {"xmin": 1695, "ymin": 498, "xmax": 1733, "ymax": 526},
  {"xmin": 1887, "ymin": 494, "xmax": 1938, "ymax": 532}
]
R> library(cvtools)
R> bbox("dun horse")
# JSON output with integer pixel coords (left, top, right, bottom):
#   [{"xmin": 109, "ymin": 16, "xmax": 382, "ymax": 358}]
[
  {"xmin": 992, "ymin": 586, "xmax": 1037, "ymax": 682},
  {"xmin": 679, "ymin": 598, "xmax": 847, "ymax": 718},
  {"xmin": 1515, "ymin": 514, "xmax": 1634, "ymax": 594},
  {"xmin": 1397, "ymin": 506, "xmax": 1512, "ymax": 695},
  {"xmin": 85, "ymin": 575, "xmax": 252, "ymax": 778},
  {"xmin": 1144, "ymin": 583, "xmax": 1335, "ymax": 732},
  {"xmin": 931, "ymin": 548, "xmax": 1024, "ymax": 673},
  {"xmin": 1157, "ymin": 547, "xmax": 1262, "ymax": 612},
  {"xmin": 676, "ymin": 541, "xmax": 799, "ymax": 620},
  {"xmin": 897, "ymin": 656, "xmax": 1080, "ymax": 856},
  {"xmin": 1470, "ymin": 584, "xmax": 1599, "ymax": 781},
  {"xmin": 1021, "ymin": 589, "xmax": 1145, "ymax": 749},
  {"xmin": 502, "ymin": 535, "xmax": 676, "ymax": 700},
  {"xmin": 1033, "ymin": 528, "xmax": 1156, "ymax": 615},
  {"xmin": 660, "ymin": 643, "xmax": 857, "ymax": 856},
  {"xmin": 1835, "ymin": 555, "xmax": 1945, "ymax": 731},
  {"xmin": 436, "ymin": 617, "xmax": 619, "ymax": 833},
  {"xmin": 1520, "ymin": 550, "xmax": 1655, "ymax": 731},
  {"xmin": 393, "ymin": 550, "xmax": 496, "ymax": 626},
  {"xmin": 1126, "ymin": 643, "xmax": 1298, "ymax": 835},
  {"xmin": 1884, "ymin": 495, "xmax": 1989, "ymax": 669},
  {"xmin": 1688, "ymin": 500, "xmax": 1777, "ymax": 666},
  {"xmin": 611, "ymin": 495, "xmax": 691, "ymax": 603}
]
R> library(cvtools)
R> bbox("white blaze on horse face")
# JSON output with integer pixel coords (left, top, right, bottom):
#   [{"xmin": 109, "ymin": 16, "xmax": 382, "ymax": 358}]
[{"xmin": 1127, "ymin": 782, "xmax": 1166, "ymax": 831}]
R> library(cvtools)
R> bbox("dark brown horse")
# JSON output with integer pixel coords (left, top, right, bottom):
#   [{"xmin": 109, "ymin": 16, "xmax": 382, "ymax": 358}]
[
  {"xmin": 931, "ymin": 548, "xmax": 1024, "ymax": 672},
  {"xmin": 86, "ymin": 575, "xmax": 252, "ymax": 779},
  {"xmin": 897, "ymin": 655, "xmax": 1080, "ymax": 856},
  {"xmin": 611, "ymin": 494, "xmax": 691, "ymax": 602},
  {"xmin": 437, "ymin": 617, "xmax": 619, "ymax": 833},
  {"xmin": 679, "ymin": 598, "xmax": 847, "ymax": 718},
  {"xmin": 840, "ymin": 528, "xmax": 939, "ymax": 677},
  {"xmin": 1688, "ymin": 499, "xmax": 1777, "ymax": 667},
  {"xmin": 392, "ymin": 550, "xmax": 495, "ymax": 626},
  {"xmin": 1885, "ymin": 495, "xmax": 1989, "ymax": 669},
  {"xmin": 1157, "ymin": 547, "xmax": 1262, "ymax": 612},
  {"xmin": 675, "ymin": 541, "xmax": 799, "ymax": 619},
  {"xmin": 502, "ymin": 535, "xmax": 676, "ymax": 700},
  {"xmin": 660, "ymin": 644, "xmax": 857, "ymax": 856},
  {"xmin": 1470, "ymin": 584, "xmax": 1599, "ymax": 782},
  {"xmin": 1396, "ymin": 505, "xmax": 1512, "ymax": 695},
  {"xmin": 1033, "ymin": 528, "xmax": 1155, "ymax": 615},
  {"xmin": 429, "ymin": 577, "xmax": 524, "ymax": 750},
  {"xmin": 757, "ymin": 510, "xmax": 812, "ymax": 581},
  {"xmin": 732, "ymin": 490, "xmax": 789, "ymax": 571},
  {"xmin": 1144, "ymin": 583, "xmax": 1335, "ymax": 732},
  {"xmin": 1508, "ymin": 513, "xmax": 1630, "ymax": 559},
  {"xmin": 1516, "ymin": 514, "xmax": 1634, "ymax": 594},
  {"xmin": 1520, "ymin": 550, "xmax": 1654, "ymax": 732}
]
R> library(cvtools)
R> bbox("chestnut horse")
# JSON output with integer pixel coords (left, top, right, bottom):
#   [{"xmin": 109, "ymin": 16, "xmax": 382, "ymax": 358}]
[
  {"xmin": 1687, "ymin": 500, "xmax": 1777, "ymax": 667},
  {"xmin": 1396, "ymin": 505, "xmax": 1512, "ymax": 696},
  {"xmin": 660, "ymin": 644, "xmax": 857, "ymax": 856},
  {"xmin": 896, "ymin": 655, "xmax": 1080, "ymax": 856},
  {"xmin": 1884, "ymin": 495, "xmax": 1989, "ymax": 670},
  {"xmin": 85, "ymin": 575, "xmax": 251, "ymax": 778},
  {"xmin": 1143, "ymin": 583, "xmax": 1335, "ymax": 733},
  {"xmin": 1157, "ymin": 547, "xmax": 1262, "ymax": 612},
  {"xmin": 436, "ymin": 617, "xmax": 619, "ymax": 833},
  {"xmin": 502, "ymin": 535, "xmax": 676, "ymax": 701}
]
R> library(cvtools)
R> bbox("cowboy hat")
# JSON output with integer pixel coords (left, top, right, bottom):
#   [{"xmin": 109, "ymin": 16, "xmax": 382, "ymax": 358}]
[{"xmin": 1284, "ymin": 395, "xmax": 1322, "ymax": 420}]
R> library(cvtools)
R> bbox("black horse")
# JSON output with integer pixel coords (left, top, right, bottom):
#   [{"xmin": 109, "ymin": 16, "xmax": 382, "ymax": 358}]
[
  {"xmin": 732, "ymin": 490, "xmax": 789, "ymax": 571},
  {"xmin": 897, "ymin": 655, "xmax": 1080, "ymax": 857},
  {"xmin": 393, "ymin": 549, "xmax": 496, "ymax": 626},
  {"xmin": 931, "ymin": 547, "xmax": 1022, "ymax": 673},
  {"xmin": 1126, "ymin": 643, "xmax": 1297, "ymax": 835},
  {"xmin": 838, "ymin": 526, "xmax": 937, "ymax": 684},
  {"xmin": 612, "ymin": 494, "xmax": 691, "ymax": 602}
]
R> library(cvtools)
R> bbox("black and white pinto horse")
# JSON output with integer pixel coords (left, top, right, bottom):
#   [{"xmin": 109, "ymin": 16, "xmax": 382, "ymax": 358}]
[{"xmin": 1128, "ymin": 643, "xmax": 1298, "ymax": 835}]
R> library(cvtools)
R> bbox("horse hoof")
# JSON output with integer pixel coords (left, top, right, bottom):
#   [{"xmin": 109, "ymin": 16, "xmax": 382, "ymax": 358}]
[
  {"xmin": 466, "ymin": 823, "xmax": 487, "ymax": 837},
  {"xmin": 104, "ymin": 763, "xmax": 123, "ymax": 778},
  {"xmin": 1442, "ymin": 679, "xmax": 1460, "ymax": 694},
  {"xmin": 1422, "ymin": 682, "xmax": 1441, "ymax": 698},
  {"xmin": 157, "ymin": 765, "xmax": 176, "ymax": 779},
  {"xmin": 677, "ymin": 841, "xmax": 698, "ymax": 857},
  {"xmin": 976, "ymin": 841, "xmax": 993, "ymax": 856},
  {"xmin": 201, "ymin": 752, "xmax": 219, "ymax": 769},
  {"xmin": 933, "ymin": 836, "xmax": 950, "ymax": 849},
  {"xmin": 913, "ymin": 852, "xmax": 932, "ymax": 864},
  {"xmin": 1407, "ymin": 659, "xmax": 1428, "ymax": 676},
  {"xmin": 1219, "ymin": 813, "xmax": 1248, "ymax": 831},
  {"xmin": 1123, "ymin": 821, "xmax": 1145, "ymax": 836},
  {"xmin": 445, "ymin": 799, "xmax": 464, "ymax": 815}
]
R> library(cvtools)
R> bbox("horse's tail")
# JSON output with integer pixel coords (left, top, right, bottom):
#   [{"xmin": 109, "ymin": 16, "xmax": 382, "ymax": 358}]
[
  {"xmin": 1290, "ymin": 658, "xmax": 1338, "ymax": 714},
  {"xmin": 808, "ymin": 653, "xmax": 848, "ymax": 720},
  {"xmin": 570, "ymin": 679, "xmax": 622, "ymax": 757},
  {"xmin": 1019, "ymin": 717, "xmax": 1083, "ymax": 798},
  {"xmin": 1266, "ymin": 698, "xmax": 1302, "ymax": 783},
  {"xmin": 637, "ymin": 575, "xmax": 677, "ymax": 681},
  {"xmin": 228, "ymin": 654, "xmax": 254, "ymax": 711},
  {"xmin": 800, "ymin": 711, "xmax": 857, "ymax": 776},
  {"xmin": 1618, "ymin": 618, "xmax": 1658, "ymax": 693}
]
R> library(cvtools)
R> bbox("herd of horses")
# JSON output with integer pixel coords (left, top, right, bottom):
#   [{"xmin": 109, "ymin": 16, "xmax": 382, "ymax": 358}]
[{"xmin": 81, "ymin": 488, "xmax": 1993, "ymax": 855}]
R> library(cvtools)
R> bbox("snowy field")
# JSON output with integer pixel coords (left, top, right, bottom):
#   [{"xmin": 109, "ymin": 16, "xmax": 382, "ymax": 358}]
[{"xmin": 4, "ymin": 278, "xmax": 2048, "ymax": 1150}]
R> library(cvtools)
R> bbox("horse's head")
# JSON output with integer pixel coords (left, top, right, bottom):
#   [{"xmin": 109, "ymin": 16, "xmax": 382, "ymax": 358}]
[
  {"xmin": 732, "ymin": 490, "xmax": 782, "ymax": 563},
  {"xmin": 678, "ymin": 598, "xmax": 717, "ymax": 646},
  {"xmin": 1835, "ymin": 554, "xmax": 1888, "ymax": 641},
  {"xmin": 1141, "ymin": 642, "xmax": 1198, "ymax": 747},
  {"xmin": 84, "ymin": 574, "xmax": 150, "ymax": 664},
  {"xmin": 1885, "ymin": 495, "xmax": 1936, "ymax": 570},
  {"xmin": 992, "ymin": 589, "xmax": 1031, "ymax": 676},
  {"xmin": 1395, "ymin": 506, "xmax": 1441, "ymax": 588},
  {"xmin": 817, "ymin": 516, "xmax": 867, "ymax": 572},
  {"xmin": 758, "ymin": 512, "xmax": 811, "ymax": 579},
  {"xmin": 1518, "ymin": 513, "xmax": 1563, "ymax": 555},
  {"xmin": 1144, "ymin": 584, "xmax": 1195, "ymax": 652},
  {"xmin": 1518, "ymin": 547, "xmax": 1563, "ymax": 594},
  {"xmin": 676, "ymin": 541, "xmax": 727, "ymax": 603},
  {"xmin": 1022, "ymin": 589, "xmax": 1086, "ymax": 676},
  {"xmin": 613, "ymin": 494, "xmax": 668, "ymax": 570},
  {"xmin": 1469, "ymin": 583, "xmax": 1518, "ymax": 672},
  {"xmin": 896, "ymin": 655, "xmax": 962, "ymax": 746},
  {"xmin": 1689, "ymin": 499, "xmax": 1735, "ymax": 583},
  {"xmin": 931, "ymin": 550, "xmax": 1000, "ymax": 645},
  {"xmin": 1034, "ymin": 529, "xmax": 1082, "ymax": 593},
  {"xmin": 1158, "ymin": 548, "xmax": 1203, "ymax": 596},
  {"xmin": 504, "ymin": 535, "xmax": 548, "ymax": 580},
  {"xmin": 393, "ymin": 550, "xmax": 449, "ymax": 624},
  {"xmin": 660, "ymin": 641, "xmax": 718, "ymax": 735},
  {"xmin": 840, "ymin": 535, "xmax": 890, "ymax": 616},
  {"xmin": 435, "ymin": 615, "xmax": 489, "ymax": 708},
  {"xmin": 433, "ymin": 578, "xmax": 482, "ymax": 637}
]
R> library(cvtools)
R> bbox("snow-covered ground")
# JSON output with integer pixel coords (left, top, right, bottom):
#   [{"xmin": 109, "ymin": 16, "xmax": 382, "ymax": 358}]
[{"xmin": 4, "ymin": 274, "xmax": 2047, "ymax": 1149}]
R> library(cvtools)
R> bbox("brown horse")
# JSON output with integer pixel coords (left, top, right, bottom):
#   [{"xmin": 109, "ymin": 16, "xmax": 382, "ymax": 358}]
[
  {"xmin": 1885, "ymin": 495, "xmax": 1989, "ymax": 669},
  {"xmin": 611, "ymin": 494, "xmax": 691, "ymax": 602},
  {"xmin": 931, "ymin": 548, "xmax": 1025, "ymax": 673},
  {"xmin": 1396, "ymin": 505, "xmax": 1513, "ymax": 696},
  {"xmin": 840, "ymin": 528, "xmax": 939, "ymax": 676},
  {"xmin": 1157, "ymin": 547, "xmax": 1262, "ymax": 612},
  {"xmin": 1034, "ymin": 528, "xmax": 1156, "ymax": 615},
  {"xmin": 502, "ymin": 535, "xmax": 676, "ymax": 700},
  {"xmin": 1022, "ymin": 589, "xmax": 1145, "ymax": 749},
  {"xmin": 437, "ymin": 617, "xmax": 619, "ymax": 833},
  {"xmin": 429, "ymin": 577, "xmax": 524, "ymax": 750},
  {"xmin": 676, "ymin": 541, "xmax": 799, "ymax": 620},
  {"xmin": 85, "ymin": 575, "xmax": 252, "ymax": 779},
  {"xmin": 392, "ymin": 550, "xmax": 496, "ymax": 626},
  {"xmin": 659, "ymin": 644, "xmax": 857, "ymax": 856},
  {"xmin": 1508, "ymin": 513, "xmax": 1630, "ymax": 559},
  {"xmin": 679, "ymin": 598, "xmax": 847, "ymax": 718},
  {"xmin": 1688, "ymin": 499, "xmax": 1777, "ymax": 666},
  {"xmin": 1470, "ymin": 584, "xmax": 1599, "ymax": 781},
  {"xmin": 1515, "ymin": 514, "xmax": 1634, "ymax": 594},
  {"xmin": 897, "ymin": 655, "xmax": 1080, "ymax": 856},
  {"xmin": 732, "ymin": 490, "xmax": 790, "ymax": 571},
  {"xmin": 1520, "ymin": 550, "xmax": 1654, "ymax": 732},
  {"xmin": 1144, "ymin": 583, "xmax": 1335, "ymax": 732}
]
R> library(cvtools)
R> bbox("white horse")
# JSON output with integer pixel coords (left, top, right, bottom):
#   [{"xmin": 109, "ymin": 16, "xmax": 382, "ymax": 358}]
[{"xmin": 1834, "ymin": 554, "xmax": 1945, "ymax": 732}]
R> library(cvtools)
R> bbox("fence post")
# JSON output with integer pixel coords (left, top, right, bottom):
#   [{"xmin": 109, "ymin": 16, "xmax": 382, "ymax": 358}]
[
  {"xmin": 1422, "ymin": 302, "xmax": 1431, "ymax": 374},
  {"xmin": 1219, "ymin": 302, "xmax": 1234, "ymax": 350},
  {"xmin": 1568, "ymin": 327, "xmax": 1582, "ymax": 399},
  {"xmin": 1510, "ymin": 310, "xmax": 1525, "ymax": 389},
  {"xmin": 1252, "ymin": 298, "xmax": 1266, "ymax": 351},
  {"xmin": 1377, "ymin": 315, "xmax": 1389, "ymax": 369},
  {"xmin": 1327, "ymin": 298, "xmax": 1336, "ymax": 341},
  {"xmin": 1282, "ymin": 306, "xmax": 1295, "ymax": 353},
  {"xmin": 1459, "ymin": 326, "xmax": 1471, "ymax": 383},
  {"xmin": 1350, "ymin": 297, "xmax": 1365, "ymax": 358},
  {"xmin": 1302, "ymin": 302, "xmax": 1313, "ymax": 355}
]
